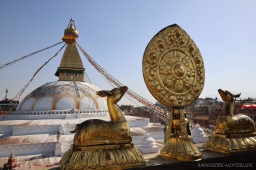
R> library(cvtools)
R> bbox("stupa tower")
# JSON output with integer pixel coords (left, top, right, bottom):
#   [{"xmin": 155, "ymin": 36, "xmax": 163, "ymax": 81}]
[{"xmin": 55, "ymin": 18, "xmax": 85, "ymax": 82}]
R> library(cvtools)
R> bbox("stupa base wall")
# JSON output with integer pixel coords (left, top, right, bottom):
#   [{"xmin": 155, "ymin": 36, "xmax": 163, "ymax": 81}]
[
  {"xmin": 0, "ymin": 142, "xmax": 56, "ymax": 158},
  {"xmin": 0, "ymin": 117, "xmax": 150, "ymax": 137}
]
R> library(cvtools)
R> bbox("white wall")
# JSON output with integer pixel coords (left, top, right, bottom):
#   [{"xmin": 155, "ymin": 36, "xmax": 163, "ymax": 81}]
[
  {"xmin": 55, "ymin": 141, "xmax": 72, "ymax": 156},
  {"xmin": 128, "ymin": 119, "xmax": 149, "ymax": 127},
  {"xmin": 131, "ymin": 132, "xmax": 164, "ymax": 145},
  {"xmin": 2, "ymin": 109, "xmax": 110, "ymax": 120},
  {"xmin": 132, "ymin": 135, "xmax": 145, "ymax": 145},
  {"xmin": 0, "ymin": 142, "xmax": 56, "ymax": 158},
  {"xmin": 1, "ymin": 114, "xmax": 67, "ymax": 120},
  {"xmin": 149, "ymin": 131, "xmax": 164, "ymax": 140},
  {"xmin": 12, "ymin": 125, "xmax": 60, "ymax": 136},
  {"xmin": 0, "ymin": 125, "xmax": 13, "ymax": 137},
  {"xmin": 63, "ymin": 124, "xmax": 77, "ymax": 135}
]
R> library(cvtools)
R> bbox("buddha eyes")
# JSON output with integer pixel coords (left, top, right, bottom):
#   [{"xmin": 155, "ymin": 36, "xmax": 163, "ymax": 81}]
[{"xmin": 63, "ymin": 73, "xmax": 80, "ymax": 77}]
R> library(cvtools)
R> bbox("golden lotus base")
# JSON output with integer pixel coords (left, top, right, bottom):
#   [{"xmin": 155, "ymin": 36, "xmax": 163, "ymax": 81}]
[
  {"xmin": 60, "ymin": 144, "xmax": 145, "ymax": 170},
  {"xmin": 160, "ymin": 136, "xmax": 202, "ymax": 162},
  {"xmin": 204, "ymin": 133, "xmax": 256, "ymax": 154}
]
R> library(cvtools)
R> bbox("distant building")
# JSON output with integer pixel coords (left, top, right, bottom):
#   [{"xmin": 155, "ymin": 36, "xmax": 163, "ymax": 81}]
[
  {"xmin": 120, "ymin": 104, "xmax": 165, "ymax": 123},
  {"xmin": 119, "ymin": 105, "xmax": 135, "ymax": 116},
  {"xmin": 185, "ymin": 97, "xmax": 223, "ymax": 127},
  {"xmin": 134, "ymin": 106, "xmax": 151, "ymax": 120},
  {"xmin": 0, "ymin": 89, "xmax": 19, "ymax": 116},
  {"xmin": 208, "ymin": 109, "xmax": 222, "ymax": 126},
  {"xmin": 120, "ymin": 97, "xmax": 256, "ymax": 127},
  {"xmin": 236, "ymin": 103, "xmax": 256, "ymax": 122},
  {"xmin": 155, "ymin": 102, "xmax": 165, "ymax": 108},
  {"xmin": 0, "ymin": 99, "xmax": 19, "ymax": 112}
]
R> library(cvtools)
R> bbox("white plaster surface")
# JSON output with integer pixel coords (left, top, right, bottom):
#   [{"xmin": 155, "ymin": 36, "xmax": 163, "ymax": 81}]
[
  {"xmin": 56, "ymin": 97, "xmax": 76, "ymax": 110},
  {"xmin": 138, "ymin": 134, "xmax": 160, "ymax": 154},
  {"xmin": 0, "ymin": 143, "xmax": 56, "ymax": 158},
  {"xmin": 97, "ymin": 98, "xmax": 108, "ymax": 110},
  {"xmin": 191, "ymin": 124, "xmax": 209, "ymax": 143},
  {"xmin": 20, "ymin": 98, "xmax": 36, "ymax": 111},
  {"xmin": 33, "ymin": 97, "xmax": 53, "ymax": 111},
  {"xmin": 16, "ymin": 81, "xmax": 108, "ymax": 111},
  {"xmin": 80, "ymin": 97, "xmax": 95, "ymax": 109}
]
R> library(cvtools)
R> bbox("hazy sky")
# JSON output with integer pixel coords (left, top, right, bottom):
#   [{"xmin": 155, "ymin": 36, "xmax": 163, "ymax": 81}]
[{"xmin": 0, "ymin": 1, "xmax": 256, "ymax": 105}]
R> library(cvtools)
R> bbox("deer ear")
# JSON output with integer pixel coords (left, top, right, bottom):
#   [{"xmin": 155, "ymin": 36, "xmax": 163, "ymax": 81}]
[
  {"xmin": 234, "ymin": 93, "xmax": 241, "ymax": 98},
  {"xmin": 97, "ymin": 90, "xmax": 112, "ymax": 97}
]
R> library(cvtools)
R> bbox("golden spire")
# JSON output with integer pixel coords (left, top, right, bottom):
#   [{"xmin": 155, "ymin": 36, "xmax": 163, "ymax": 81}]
[{"xmin": 55, "ymin": 18, "xmax": 85, "ymax": 82}]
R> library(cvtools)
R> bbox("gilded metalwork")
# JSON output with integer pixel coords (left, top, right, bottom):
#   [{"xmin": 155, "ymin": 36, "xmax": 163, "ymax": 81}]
[
  {"xmin": 143, "ymin": 24, "xmax": 203, "ymax": 161},
  {"xmin": 60, "ymin": 147, "xmax": 145, "ymax": 170},
  {"xmin": 60, "ymin": 86, "xmax": 145, "ymax": 169},
  {"xmin": 60, "ymin": 44, "xmax": 84, "ymax": 68},
  {"xmin": 160, "ymin": 109, "xmax": 201, "ymax": 161},
  {"xmin": 62, "ymin": 18, "xmax": 79, "ymax": 44},
  {"xmin": 204, "ymin": 89, "xmax": 256, "ymax": 154},
  {"xmin": 142, "ymin": 24, "xmax": 204, "ymax": 107},
  {"xmin": 56, "ymin": 19, "xmax": 85, "ymax": 82},
  {"xmin": 70, "ymin": 86, "xmax": 132, "ymax": 146}
]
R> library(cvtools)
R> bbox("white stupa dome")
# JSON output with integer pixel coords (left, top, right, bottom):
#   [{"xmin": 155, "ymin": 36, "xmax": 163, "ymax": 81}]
[
  {"xmin": 16, "ymin": 81, "xmax": 107, "ymax": 111},
  {"xmin": 138, "ymin": 133, "xmax": 159, "ymax": 154},
  {"xmin": 140, "ymin": 134, "xmax": 156, "ymax": 148},
  {"xmin": 191, "ymin": 124, "xmax": 205, "ymax": 137},
  {"xmin": 191, "ymin": 124, "xmax": 208, "ymax": 143}
]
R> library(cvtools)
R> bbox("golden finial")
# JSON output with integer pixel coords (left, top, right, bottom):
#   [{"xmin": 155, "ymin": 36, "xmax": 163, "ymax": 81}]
[{"xmin": 62, "ymin": 18, "xmax": 79, "ymax": 44}]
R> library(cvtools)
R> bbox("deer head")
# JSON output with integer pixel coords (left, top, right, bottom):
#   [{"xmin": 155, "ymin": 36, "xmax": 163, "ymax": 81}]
[
  {"xmin": 218, "ymin": 89, "xmax": 241, "ymax": 104},
  {"xmin": 97, "ymin": 86, "xmax": 128, "ymax": 103}
]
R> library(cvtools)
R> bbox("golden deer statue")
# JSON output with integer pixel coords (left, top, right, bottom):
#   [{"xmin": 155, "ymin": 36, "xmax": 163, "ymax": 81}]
[
  {"xmin": 70, "ymin": 86, "xmax": 132, "ymax": 146},
  {"xmin": 61, "ymin": 86, "xmax": 145, "ymax": 170},
  {"xmin": 215, "ymin": 89, "xmax": 256, "ymax": 135},
  {"xmin": 205, "ymin": 89, "xmax": 256, "ymax": 154}
]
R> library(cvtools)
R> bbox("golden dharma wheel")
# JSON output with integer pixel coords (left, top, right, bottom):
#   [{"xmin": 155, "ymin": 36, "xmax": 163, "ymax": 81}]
[{"xmin": 142, "ymin": 24, "xmax": 205, "ymax": 108}]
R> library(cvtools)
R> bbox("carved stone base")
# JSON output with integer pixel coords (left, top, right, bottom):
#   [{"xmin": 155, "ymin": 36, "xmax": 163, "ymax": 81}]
[
  {"xmin": 160, "ymin": 136, "xmax": 202, "ymax": 162},
  {"xmin": 60, "ymin": 144, "xmax": 145, "ymax": 170},
  {"xmin": 204, "ymin": 134, "xmax": 256, "ymax": 154}
]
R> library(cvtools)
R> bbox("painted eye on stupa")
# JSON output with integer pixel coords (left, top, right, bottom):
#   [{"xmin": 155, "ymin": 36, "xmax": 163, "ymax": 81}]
[
  {"xmin": 64, "ymin": 73, "xmax": 70, "ymax": 76},
  {"xmin": 74, "ymin": 74, "xmax": 80, "ymax": 77}
]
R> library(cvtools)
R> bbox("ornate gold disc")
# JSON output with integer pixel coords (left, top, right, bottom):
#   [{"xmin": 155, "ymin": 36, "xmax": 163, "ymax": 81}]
[{"xmin": 142, "ymin": 24, "xmax": 205, "ymax": 107}]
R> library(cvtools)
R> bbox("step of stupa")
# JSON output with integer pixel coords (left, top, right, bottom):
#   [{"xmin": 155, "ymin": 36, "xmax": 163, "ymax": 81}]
[
  {"xmin": 0, "ymin": 134, "xmax": 62, "ymax": 158},
  {"xmin": 1, "ymin": 112, "xmax": 109, "ymax": 120},
  {"xmin": 0, "ymin": 116, "xmax": 149, "ymax": 137},
  {"xmin": 0, "ymin": 123, "xmax": 162, "ymax": 139},
  {"xmin": 0, "ymin": 123, "xmax": 164, "ymax": 158}
]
